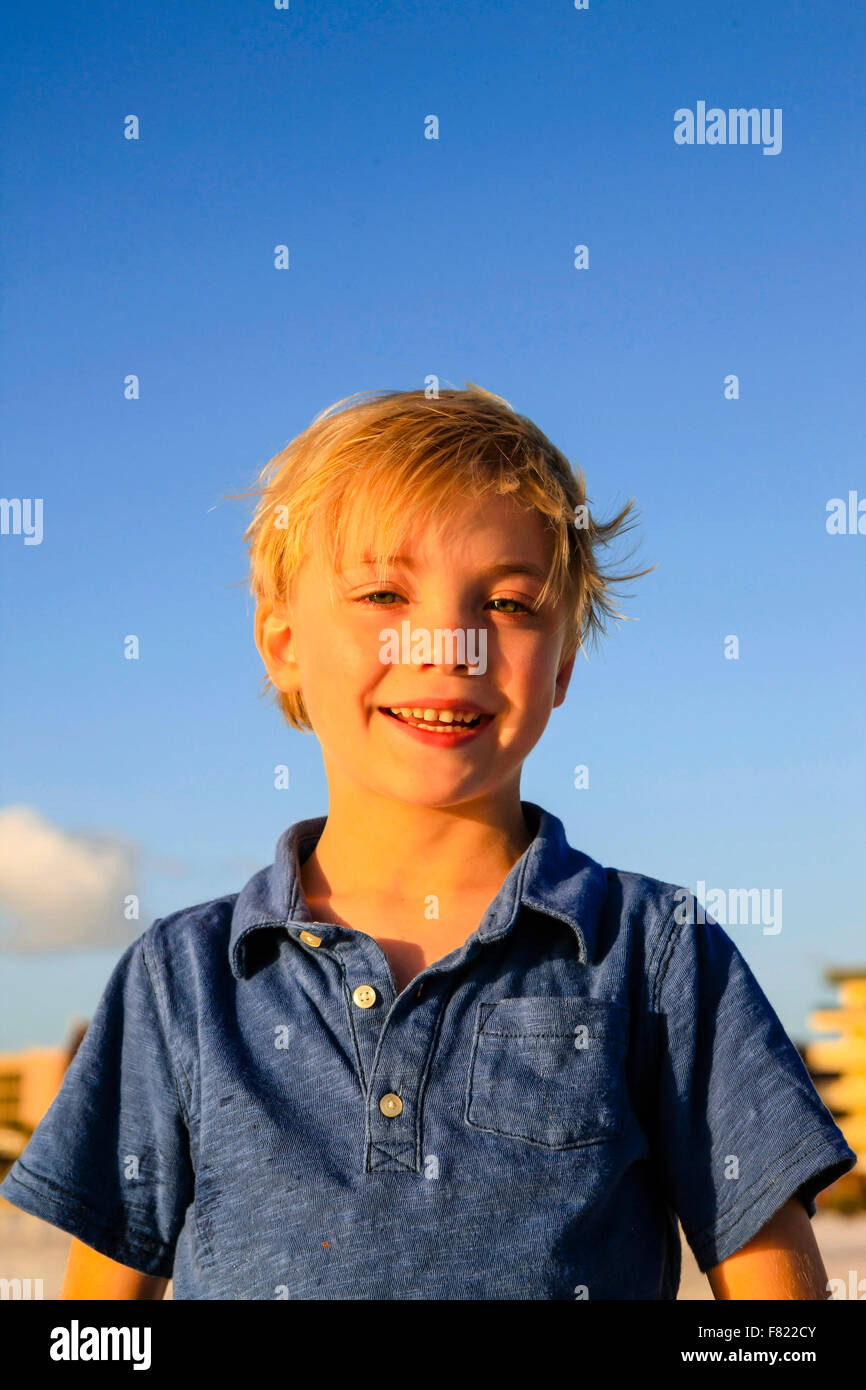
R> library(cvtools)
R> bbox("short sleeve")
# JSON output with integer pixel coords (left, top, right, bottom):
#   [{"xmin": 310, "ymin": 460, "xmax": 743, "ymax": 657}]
[
  {"xmin": 0, "ymin": 928, "xmax": 194, "ymax": 1277},
  {"xmin": 651, "ymin": 898, "xmax": 857, "ymax": 1274}
]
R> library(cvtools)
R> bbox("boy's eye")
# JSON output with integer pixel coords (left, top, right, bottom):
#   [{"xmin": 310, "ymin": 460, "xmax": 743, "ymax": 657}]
[
  {"xmin": 356, "ymin": 590, "xmax": 402, "ymax": 606},
  {"xmin": 486, "ymin": 597, "xmax": 534, "ymax": 615},
  {"xmin": 355, "ymin": 592, "xmax": 535, "ymax": 615}
]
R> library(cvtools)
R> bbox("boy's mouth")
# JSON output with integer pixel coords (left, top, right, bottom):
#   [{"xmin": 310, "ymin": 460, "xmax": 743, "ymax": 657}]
[{"xmin": 378, "ymin": 706, "xmax": 493, "ymax": 734}]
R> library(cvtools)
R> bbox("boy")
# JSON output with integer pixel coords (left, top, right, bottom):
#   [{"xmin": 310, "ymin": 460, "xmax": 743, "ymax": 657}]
[{"xmin": 1, "ymin": 384, "xmax": 856, "ymax": 1299}]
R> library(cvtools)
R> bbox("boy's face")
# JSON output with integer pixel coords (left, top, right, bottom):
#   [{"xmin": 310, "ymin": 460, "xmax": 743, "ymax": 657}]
[{"xmin": 256, "ymin": 492, "xmax": 576, "ymax": 812}]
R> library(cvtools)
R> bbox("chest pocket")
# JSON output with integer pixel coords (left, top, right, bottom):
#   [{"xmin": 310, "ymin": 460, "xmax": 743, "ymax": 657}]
[{"xmin": 464, "ymin": 995, "xmax": 629, "ymax": 1149}]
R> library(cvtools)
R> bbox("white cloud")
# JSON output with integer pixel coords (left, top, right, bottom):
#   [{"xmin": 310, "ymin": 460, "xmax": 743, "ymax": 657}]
[{"xmin": 0, "ymin": 805, "xmax": 140, "ymax": 951}]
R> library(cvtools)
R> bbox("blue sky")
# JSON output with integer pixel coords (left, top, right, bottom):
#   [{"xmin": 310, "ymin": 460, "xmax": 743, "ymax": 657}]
[{"xmin": 1, "ymin": 0, "xmax": 864, "ymax": 1049}]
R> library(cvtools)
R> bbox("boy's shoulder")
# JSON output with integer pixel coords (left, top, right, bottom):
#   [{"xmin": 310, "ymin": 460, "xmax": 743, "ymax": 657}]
[
  {"xmin": 147, "ymin": 887, "xmax": 240, "ymax": 944},
  {"xmin": 134, "ymin": 854, "xmax": 281, "ymax": 987},
  {"xmin": 529, "ymin": 802, "xmax": 691, "ymax": 950},
  {"xmin": 600, "ymin": 864, "xmax": 711, "ymax": 943},
  {"xmin": 548, "ymin": 841, "xmax": 737, "ymax": 1005},
  {"xmin": 524, "ymin": 803, "xmax": 702, "ymax": 978},
  {"xmin": 134, "ymin": 888, "xmax": 240, "ymax": 991},
  {"xmin": 595, "ymin": 863, "xmax": 692, "ymax": 965},
  {"xmin": 601, "ymin": 863, "xmax": 686, "ymax": 920}
]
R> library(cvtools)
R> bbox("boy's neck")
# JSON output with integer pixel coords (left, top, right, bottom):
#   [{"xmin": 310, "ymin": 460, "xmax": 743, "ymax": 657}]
[{"xmin": 299, "ymin": 791, "xmax": 536, "ymax": 905}]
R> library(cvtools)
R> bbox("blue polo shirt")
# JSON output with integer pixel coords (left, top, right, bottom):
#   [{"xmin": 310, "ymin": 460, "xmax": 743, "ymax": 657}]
[{"xmin": 1, "ymin": 802, "xmax": 855, "ymax": 1299}]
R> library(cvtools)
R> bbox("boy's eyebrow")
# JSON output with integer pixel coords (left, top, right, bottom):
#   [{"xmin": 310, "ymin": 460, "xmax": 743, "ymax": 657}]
[{"xmin": 352, "ymin": 555, "xmax": 548, "ymax": 580}]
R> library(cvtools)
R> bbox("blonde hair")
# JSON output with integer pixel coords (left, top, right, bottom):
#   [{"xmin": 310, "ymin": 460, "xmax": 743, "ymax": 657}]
[{"xmin": 233, "ymin": 383, "xmax": 651, "ymax": 732}]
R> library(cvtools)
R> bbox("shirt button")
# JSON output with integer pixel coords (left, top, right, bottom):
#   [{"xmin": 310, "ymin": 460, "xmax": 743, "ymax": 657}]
[
  {"xmin": 299, "ymin": 930, "xmax": 322, "ymax": 947},
  {"xmin": 379, "ymin": 1092, "xmax": 403, "ymax": 1117},
  {"xmin": 352, "ymin": 984, "xmax": 378, "ymax": 1008}
]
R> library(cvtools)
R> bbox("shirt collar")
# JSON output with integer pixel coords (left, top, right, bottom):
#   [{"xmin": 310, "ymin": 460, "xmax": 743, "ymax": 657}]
[{"xmin": 228, "ymin": 800, "xmax": 607, "ymax": 980}]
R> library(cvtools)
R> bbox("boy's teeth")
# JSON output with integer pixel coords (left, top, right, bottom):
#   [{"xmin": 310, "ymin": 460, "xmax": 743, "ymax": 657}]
[{"xmin": 389, "ymin": 707, "xmax": 480, "ymax": 725}]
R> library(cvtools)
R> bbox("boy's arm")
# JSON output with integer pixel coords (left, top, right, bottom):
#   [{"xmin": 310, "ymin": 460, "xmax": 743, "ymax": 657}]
[
  {"xmin": 61, "ymin": 1237, "xmax": 168, "ymax": 1300},
  {"xmin": 705, "ymin": 1196, "xmax": 829, "ymax": 1300},
  {"xmin": 650, "ymin": 898, "xmax": 856, "ymax": 1286},
  {"xmin": 0, "ymin": 933, "xmax": 193, "ymax": 1295}
]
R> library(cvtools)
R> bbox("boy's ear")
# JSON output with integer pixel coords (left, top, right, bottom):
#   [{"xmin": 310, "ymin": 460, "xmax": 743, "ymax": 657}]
[
  {"xmin": 553, "ymin": 648, "xmax": 577, "ymax": 709},
  {"xmin": 254, "ymin": 599, "xmax": 301, "ymax": 696}
]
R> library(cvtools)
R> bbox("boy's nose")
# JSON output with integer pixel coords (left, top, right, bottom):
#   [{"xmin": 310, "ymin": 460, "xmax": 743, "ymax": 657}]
[{"xmin": 408, "ymin": 622, "xmax": 489, "ymax": 675}]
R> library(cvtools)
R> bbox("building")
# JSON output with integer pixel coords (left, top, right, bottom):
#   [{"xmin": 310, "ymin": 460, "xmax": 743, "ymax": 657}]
[
  {"xmin": 0, "ymin": 1019, "xmax": 88, "ymax": 1183},
  {"xmin": 804, "ymin": 969, "xmax": 866, "ymax": 1209}
]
